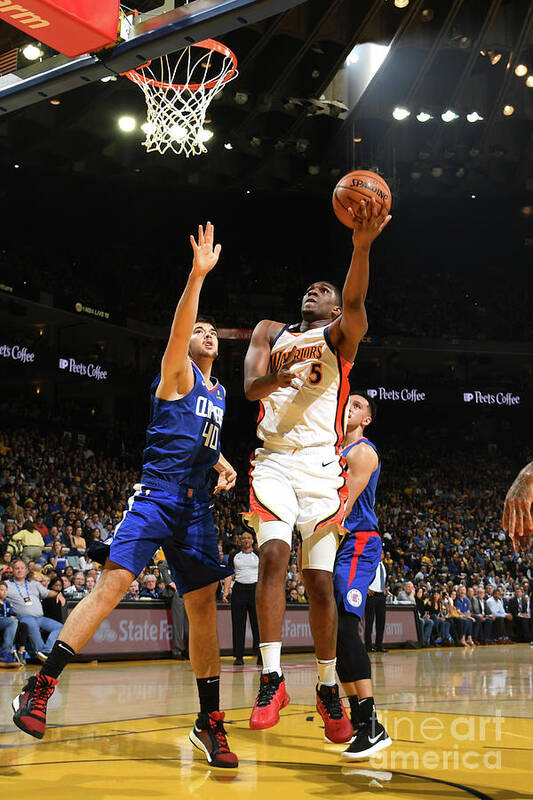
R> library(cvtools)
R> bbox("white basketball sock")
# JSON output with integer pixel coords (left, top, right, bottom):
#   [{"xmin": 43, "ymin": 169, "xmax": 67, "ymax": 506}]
[
  {"xmin": 260, "ymin": 642, "xmax": 282, "ymax": 676},
  {"xmin": 317, "ymin": 657, "xmax": 337, "ymax": 688}
]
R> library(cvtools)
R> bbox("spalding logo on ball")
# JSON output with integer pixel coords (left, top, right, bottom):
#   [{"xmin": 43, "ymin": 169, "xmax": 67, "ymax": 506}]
[
  {"xmin": 332, "ymin": 169, "xmax": 392, "ymax": 228},
  {"xmin": 346, "ymin": 588, "xmax": 363, "ymax": 608}
]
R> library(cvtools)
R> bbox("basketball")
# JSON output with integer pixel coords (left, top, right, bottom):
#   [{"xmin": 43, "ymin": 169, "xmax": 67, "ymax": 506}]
[{"xmin": 332, "ymin": 169, "xmax": 392, "ymax": 228}]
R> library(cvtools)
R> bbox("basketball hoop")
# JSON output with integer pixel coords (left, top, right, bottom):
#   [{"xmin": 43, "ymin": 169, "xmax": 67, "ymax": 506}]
[{"xmin": 122, "ymin": 39, "xmax": 238, "ymax": 157}]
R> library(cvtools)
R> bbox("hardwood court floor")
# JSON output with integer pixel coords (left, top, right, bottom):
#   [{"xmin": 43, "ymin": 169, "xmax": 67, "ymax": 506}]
[{"xmin": 1, "ymin": 645, "xmax": 532, "ymax": 800}]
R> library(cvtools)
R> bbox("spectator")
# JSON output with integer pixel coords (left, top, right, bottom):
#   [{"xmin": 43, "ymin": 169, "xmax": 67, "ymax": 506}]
[
  {"xmin": 64, "ymin": 572, "xmax": 88, "ymax": 600},
  {"xmin": 397, "ymin": 581, "xmax": 416, "ymax": 602},
  {"xmin": 6, "ymin": 558, "xmax": 65, "ymax": 661},
  {"xmin": 470, "ymin": 587, "xmax": 493, "ymax": 645},
  {"xmin": 47, "ymin": 540, "xmax": 68, "ymax": 572},
  {"xmin": 139, "ymin": 574, "xmax": 160, "ymax": 599},
  {"xmin": 506, "ymin": 586, "xmax": 530, "ymax": 642},
  {"xmin": 427, "ymin": 591, "xmax": 453, "ymax": 646},
  {"xmin": 455, "ymin": 586, "xmax": 475, "ymax": 647},
  {"xmin": 8, "ymin": 520, "xmax": 44, "ymax": 564},
  {"xmin": 287, "ymin": 588, "xmax": 298, "ymax": 603},
  {"xmin": 124, "ymin": 580, "xmax": 140, "ymax": 600},
  {"xmin": 415, "ymin": 587, "xmax": 434, "ymax": 646},
  {"xmin": 296, "ymin": 583, "xmax": 308, "ymax": 604},
  {"xmin": 0, "ymin": 580, "xmax": 19, "ymax": 666},
  {"xmin": 486, "ymin": 588, "xmax": 513, "ymax": 644}
]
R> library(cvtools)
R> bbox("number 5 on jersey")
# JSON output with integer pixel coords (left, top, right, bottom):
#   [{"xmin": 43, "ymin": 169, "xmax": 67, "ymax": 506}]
[{"xmin": 202, "ymin": 421, "xmax": 219, "ymax": 450}]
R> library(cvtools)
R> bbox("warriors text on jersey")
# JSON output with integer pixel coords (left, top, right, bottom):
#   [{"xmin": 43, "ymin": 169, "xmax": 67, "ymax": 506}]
[
  {"xmin": 141, "ymin": 361, "xmax": 225, "ymax": 491},
  {"xmin": 256, "ymin": 323, "xmax": 351, "ymax": 451}
]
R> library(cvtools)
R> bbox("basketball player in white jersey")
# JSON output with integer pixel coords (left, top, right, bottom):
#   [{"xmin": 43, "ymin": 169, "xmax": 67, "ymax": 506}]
[{"xmin": 243, "ymin": 198, "xmax": 391, "ymax": 741}]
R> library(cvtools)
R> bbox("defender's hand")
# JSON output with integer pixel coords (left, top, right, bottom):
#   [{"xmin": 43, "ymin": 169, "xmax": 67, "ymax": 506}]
[
  {"xmin": 190, "ymin": 222, "xmax": 222, "ymax": 277},
  {"xmin": 350, "ymin": 198, "xmax": 391, "ymax": 249},
  {"xmin": 214, "ymin": 465, "xmax": 237, "ymax": 494}
]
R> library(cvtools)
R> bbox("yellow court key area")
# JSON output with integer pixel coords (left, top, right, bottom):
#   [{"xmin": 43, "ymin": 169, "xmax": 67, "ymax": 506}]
[{"xmin": 1, "ymin": 647, "xmax": 531, "ymax": 800}]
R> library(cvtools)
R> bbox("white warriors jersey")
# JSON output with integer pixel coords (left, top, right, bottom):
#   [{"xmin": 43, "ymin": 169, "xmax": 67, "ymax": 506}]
[{"xmin": 256, "ymin": 323, "xmax": 352, "ymax": 451}]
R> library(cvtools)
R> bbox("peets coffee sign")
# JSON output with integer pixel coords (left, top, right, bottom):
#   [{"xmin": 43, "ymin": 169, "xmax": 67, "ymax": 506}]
[
  {"xmin": 58, "ymin": 357, "xmax": 108, "ymax": 381},
  {"xmin": 463, "ymin": 391, "xmax": 520, "ymax": 407},
  {"xmin": 367, "ymin": 387, "xmax": 426, "ymax": 403},
  {"xmin": 0, "ymin": 342, "xmax": 36, "ymax": 364}
]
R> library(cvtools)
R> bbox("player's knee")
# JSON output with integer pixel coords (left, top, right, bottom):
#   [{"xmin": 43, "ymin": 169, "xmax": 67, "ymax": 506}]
[
  {"xmin": 258, "ymin": 540, "xmax": 290, "ymax": 578},
  {"xmin": 97, "ymin": 565, "xmax": 134, "ymax": 601},
  {"xmin": 303, "ymin": 569, "xmax": 333, "ymax": 604},
  {"xmin": 184, "ymin": 582, "xmax": 217, "ymax": 616}
]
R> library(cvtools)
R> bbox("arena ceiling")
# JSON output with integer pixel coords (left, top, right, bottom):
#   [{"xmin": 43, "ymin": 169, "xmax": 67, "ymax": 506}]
[{"xmin": 0, "ymin": 0, "xmax": 532, "ymax": 203}]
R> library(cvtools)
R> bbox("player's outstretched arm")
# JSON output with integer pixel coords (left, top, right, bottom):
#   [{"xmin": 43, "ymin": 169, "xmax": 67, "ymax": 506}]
[
  {"xmin": 344, "ymin": 443, "xmax": 379, "ymax": 518},
  {"xmin": 328, "ymin": 198, "xmax": 391, "ymax": 363},
  {"xmin": 159, "ymin": 222, "xmax": 221, "ymax": 399},
  {"xmin": 244, "ymin": 322, "xmax": 305, "ymax": 401},
  {"xmin": 503, "ymin": 461, "xmax": 533, "ymax": 551}
]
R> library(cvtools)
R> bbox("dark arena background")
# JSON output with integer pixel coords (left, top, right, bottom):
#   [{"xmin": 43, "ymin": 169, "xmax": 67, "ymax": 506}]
[{"xmin": 0, "ymin": 1, "xmax": 532, "ymax": 798}]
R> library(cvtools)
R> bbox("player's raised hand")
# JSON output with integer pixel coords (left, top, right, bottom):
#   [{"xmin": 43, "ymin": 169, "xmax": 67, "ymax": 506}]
[
  {"xmin": 349, "ymin": 198, "xmax": 391, "ymax": 248},
  {"xmin": 503, "ymin": 481, "xmax": 533, "ymax": 552},
  {"xmin": 190, "ymin": 221, "xmax": 222, "ymax": 277},
  {"xmin": 275, "ymin": 347, "xmax": 306, "ymax": 389}
]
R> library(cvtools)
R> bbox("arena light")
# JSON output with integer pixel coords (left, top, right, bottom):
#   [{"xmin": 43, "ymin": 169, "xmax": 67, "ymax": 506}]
[
  {"xmin": 394, "ymin": 0, "xmax": 409, "ymax": 7},
  {"xmin": 22, "ymin": 43, "xmax": 43, "ymax": 60},
  {"xmin": 416, "ymin": 111, "xmax": 433, "ymax": 122},
  {"xmin": 118, "ymin": 116, "xmax": 136, "ymax": 132},
  {"xmin": 199, "ymin": 128, "xmax": 213, "ymax": 143},
  {"xmin": 526, "ymin": 75, "xmax": 533, "ymax": 87},
  {"xmin": 392, "ymin": 106, "xmax": 410, "ymax": 120},
  {"xmin": 224, "ymin": 142, "xmax": 233, "ymax": 150},
  {"xmin": 141, "ymin": 121, "xmax": 156, "ymax": 136},
  {"xmin": 514, "ymin": 64, "xmax": 528, "ymax": 77},
  {"xmin": 503, "ymin": 105, "xmax": 514, "ymax": 116},
  {"xmin": 466, "ymin": 111, "xmax": 483, "ymax": 122},
  {"xmin": 441, "ymin": 109, "xmax": 459, "ymax": 122},
  {"xmin": 170, "ymin": 124, "xmax": 188, "ymax": 141},
  {"xmin": 431, "ymin": 166, "xmax": 443, "ymax": 178}
]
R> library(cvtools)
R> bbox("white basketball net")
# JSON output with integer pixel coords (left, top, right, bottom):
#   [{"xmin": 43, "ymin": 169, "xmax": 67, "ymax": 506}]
[{"xmin": 123, "ymin": 40, "xmax": 238, "ymax": 157}]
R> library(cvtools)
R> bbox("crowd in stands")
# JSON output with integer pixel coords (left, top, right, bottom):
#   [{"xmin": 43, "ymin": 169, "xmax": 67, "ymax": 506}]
[{"xmin": 1, "ymin": 425, "xmax": 532, "ymax": 664}]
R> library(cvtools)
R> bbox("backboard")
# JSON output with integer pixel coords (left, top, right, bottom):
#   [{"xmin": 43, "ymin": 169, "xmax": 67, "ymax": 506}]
[{"xmin": 0, "ymin": 0, "xmax": 308, "ymax": 114}]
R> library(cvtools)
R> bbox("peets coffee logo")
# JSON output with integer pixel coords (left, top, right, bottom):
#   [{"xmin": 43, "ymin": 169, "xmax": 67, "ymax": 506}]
[
  {"xmin": 367, "ymin": 387, "xmax": 426, "ymax": 403},
  {"xmin": 0, "ymin": 343, "xmax": 35, "ymax": 364},
  {"xmin": 59, "ymin": 357, "xmax": 108, "ymax": 381},
  {"xmin": 350, "ymin": 177, "xmax": 389, "ymax": 203},
  {"xmin": 463, "ymin": 391, "xmax": 520, "ymax": 407}
]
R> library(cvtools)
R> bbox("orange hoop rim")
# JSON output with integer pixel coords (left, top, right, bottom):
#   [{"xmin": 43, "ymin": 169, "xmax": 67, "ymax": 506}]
[{"xmin": 121, "ymin": 39, "xmax": 238, "ymax": 91}]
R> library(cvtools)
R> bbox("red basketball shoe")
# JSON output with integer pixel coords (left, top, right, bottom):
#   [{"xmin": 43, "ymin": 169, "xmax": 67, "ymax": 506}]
[
  {"xmin": 249, "ymin": 672, "xmax": 290, "ymax": 730},
  {"xmin": 316, "ymin": 684, "xmax": 354, "ymax": 743},
  {"xmin": 12, "ymin": 674, "xmax": 57, "ymax": 739},
  {"xmin": 189, "ymin": 711, "xmax": 238, "ymax": 768}
]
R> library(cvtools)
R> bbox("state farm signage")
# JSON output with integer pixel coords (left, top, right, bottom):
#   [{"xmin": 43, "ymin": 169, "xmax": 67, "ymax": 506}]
[{"xmin": 72, "ymin": 605, "xmax": 173, "ymax": 656}]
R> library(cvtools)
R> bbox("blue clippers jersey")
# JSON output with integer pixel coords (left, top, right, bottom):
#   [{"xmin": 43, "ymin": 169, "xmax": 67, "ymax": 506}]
[
  {"xmin": 141, "ymin": 362, "xmax": 225, "ymax": 491},
  {"xmin": 343, "ymin": 438, "xmax": 380, "ymax": 533}
]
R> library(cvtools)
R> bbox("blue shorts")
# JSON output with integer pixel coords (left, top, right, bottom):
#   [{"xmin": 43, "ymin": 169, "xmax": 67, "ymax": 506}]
[
  {"xmin": 109, "ymin": 482, "xmax": 232, "ymax": 596},
  {"xmin": 333, "ymin": 530, "xmax": 382, "ymax": 618}
]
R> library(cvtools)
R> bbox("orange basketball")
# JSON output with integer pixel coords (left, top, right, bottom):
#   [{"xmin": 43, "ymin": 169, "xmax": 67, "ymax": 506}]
[{"xmin": 332, "ymin": 169, "xmax": 392, "ymax": 228}]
